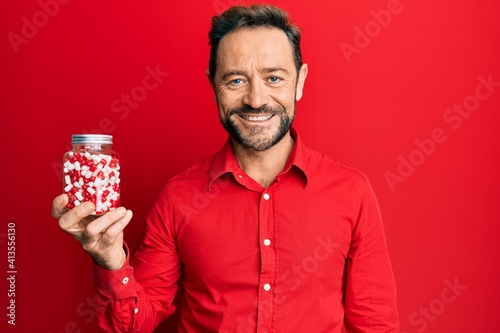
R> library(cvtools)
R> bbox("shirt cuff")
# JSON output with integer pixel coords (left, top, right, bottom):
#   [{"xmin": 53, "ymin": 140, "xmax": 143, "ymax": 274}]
[{"xmin": 92, "ymin": 243, "xmax": 138, "ymax": 300}]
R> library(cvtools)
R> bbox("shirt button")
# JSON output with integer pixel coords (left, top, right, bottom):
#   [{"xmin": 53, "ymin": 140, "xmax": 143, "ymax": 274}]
[
  {"xmin": 238, "ymin": 175, "xmax": 243, "ymax": 178},
  {"xmin": 263, "ymin": 193, "xmax": 270, "ymax": 200},
  {"xmin": 122, "ymin": 277, "xmax": 129, "ymax": 284},
  {"xmin": 263, "ymin": 239, "xmax": 271, "ymax": 246},
  {"xmin": 263, "ymin": 283, "xmax": 271, "ymax": 291},
  {"xmin": 134, "ymin": 308, "xmax": 139, "ymax": 314}
]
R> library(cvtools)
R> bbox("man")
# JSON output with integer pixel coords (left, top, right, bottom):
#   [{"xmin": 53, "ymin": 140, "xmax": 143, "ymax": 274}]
[{"xmin": 52, "ymin": 4, "xmax": 399, "ymax": 332}]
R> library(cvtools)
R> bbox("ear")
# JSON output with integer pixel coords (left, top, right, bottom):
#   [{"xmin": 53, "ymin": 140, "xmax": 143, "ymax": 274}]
[{"xmin": 295, "ymin": 64, "xmax": 308, "ymax": 102}]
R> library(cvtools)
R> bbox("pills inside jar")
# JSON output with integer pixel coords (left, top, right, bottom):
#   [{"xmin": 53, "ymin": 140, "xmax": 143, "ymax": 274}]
[{"xmin": 63, "ymin": 135, "xmax": 121, "ymax": 215}]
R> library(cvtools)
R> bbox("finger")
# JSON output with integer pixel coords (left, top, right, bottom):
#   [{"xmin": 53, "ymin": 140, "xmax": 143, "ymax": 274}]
[
  {"xmin": 52, "ymin": 194, "xmax": 69, "ymax": 219},
  {"xmin": 58, "ymin": 201, "xmax": 95, "ymax": 232},
  {"xmin": 84, "ymin": 207, "xmax": 128, "ymax": 241},
  {"xmin": 101, "ymin": 210, "xmax": 133, "ymax": 245}
]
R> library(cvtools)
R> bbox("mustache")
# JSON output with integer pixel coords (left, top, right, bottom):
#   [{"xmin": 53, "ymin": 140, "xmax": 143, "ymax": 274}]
[{"xmin": 228, "ymin": 105, "xmax": 283, "ymax": 117}]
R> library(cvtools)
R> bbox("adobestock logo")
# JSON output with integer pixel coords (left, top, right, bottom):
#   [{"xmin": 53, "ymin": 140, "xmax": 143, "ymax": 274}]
[
  {"xmin": 234, "ymin": 235, "xmax": 339, "ymax": 333},
  {"xmin": 340, "ymin": 0, "xmax": 405, "ymax": 64},
  {"xmin": 110, "ymin": 64, "xmax": 169, "ymax": 124},
  {"xmin": 178, "ymin": 174, "xmax": 232, "ymax": 225},
  {"xmin": 384, "ymin": 73, "xmax": 500, "ymax": 192},
  {"xmin": 51, "ymin": 64, "xmax": 169, "ymax": 182},
  {"xmin": 49, "ymin": 289, "xmax": 110, "ymax": 333},
  {"xmin": 7, "ymin": 0, "xmax": 71, "ymax": 54},
  {"xmin": 401, "ymin": 277, "xmax": 467, "ymax": 333}
]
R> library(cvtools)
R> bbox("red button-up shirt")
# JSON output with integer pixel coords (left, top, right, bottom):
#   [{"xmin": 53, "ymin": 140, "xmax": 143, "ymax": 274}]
[{"xmin": 93, "ymin": 129, "xmax": 399, "ymax": 332}]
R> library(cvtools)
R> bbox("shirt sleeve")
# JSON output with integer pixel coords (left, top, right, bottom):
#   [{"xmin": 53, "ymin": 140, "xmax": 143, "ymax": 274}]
[
  {"xmin": 93, "ymin": 192, "xmax": 182, "ymax": 333},
  {"xmin": 344, "ymin": 177, "xmax": 400, "ymax": 332}
]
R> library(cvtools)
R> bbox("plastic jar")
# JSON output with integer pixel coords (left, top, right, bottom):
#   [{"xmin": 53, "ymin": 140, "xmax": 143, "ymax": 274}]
[{"xmin": 62, "ymin": 134, "xmax": 121, "ymax": 215}]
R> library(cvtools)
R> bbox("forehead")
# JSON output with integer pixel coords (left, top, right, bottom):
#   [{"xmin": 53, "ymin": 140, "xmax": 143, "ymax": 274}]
[{"xmin": 216, "ymin": 27, "xmax": 295, "ymax": 71}]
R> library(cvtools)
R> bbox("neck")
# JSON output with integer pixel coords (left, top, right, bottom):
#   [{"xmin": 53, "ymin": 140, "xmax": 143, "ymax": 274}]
[{"xmin": 232, "ymin": 132, "xmax": 295, "ymax": 188}]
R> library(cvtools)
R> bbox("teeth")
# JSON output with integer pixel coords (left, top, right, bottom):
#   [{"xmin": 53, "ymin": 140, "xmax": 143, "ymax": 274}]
[{"xmin": 242, "ymin": 115, "xmax": 273, "ymax": 121}]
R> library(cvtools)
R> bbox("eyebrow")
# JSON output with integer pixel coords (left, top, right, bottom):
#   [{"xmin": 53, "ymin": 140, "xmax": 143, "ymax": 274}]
[
  {"xmin": 220, "ymin": 67, "xmax": 292, "ymax": 81},
  {"xmin": 220, "ymin": 70, "xmax": 247, "ymax": 82},
  {"xmin": 261, "ymin": 67, "xmax": 291, "ymax": 75}
]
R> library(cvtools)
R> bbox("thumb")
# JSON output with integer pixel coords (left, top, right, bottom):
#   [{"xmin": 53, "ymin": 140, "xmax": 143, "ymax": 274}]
[{"xmin": 52, "ymin": 194, "xmax": 69, "ymax": 219}]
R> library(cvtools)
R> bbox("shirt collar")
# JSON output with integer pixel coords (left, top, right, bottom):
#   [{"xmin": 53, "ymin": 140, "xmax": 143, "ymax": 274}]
[{"xmin": 209, "ymin": 127, "xmax": 309, "ymax": 189}]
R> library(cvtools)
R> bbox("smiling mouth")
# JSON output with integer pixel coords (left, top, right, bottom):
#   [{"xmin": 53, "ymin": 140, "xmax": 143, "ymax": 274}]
[{"xmin": 238, "ymin": 114, "xmax": 274, "ymax": 122}]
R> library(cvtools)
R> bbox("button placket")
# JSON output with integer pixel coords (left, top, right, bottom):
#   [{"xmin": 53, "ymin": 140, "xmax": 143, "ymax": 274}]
[{"xmin": 256, "ymin": 188, "xmax": 276, "ymax": 331}]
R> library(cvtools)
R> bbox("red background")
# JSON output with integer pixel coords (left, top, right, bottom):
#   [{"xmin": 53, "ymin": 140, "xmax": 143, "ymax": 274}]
[{"xmin": 1, "ymin": 0, "xmax": 499, "ymax": 332}]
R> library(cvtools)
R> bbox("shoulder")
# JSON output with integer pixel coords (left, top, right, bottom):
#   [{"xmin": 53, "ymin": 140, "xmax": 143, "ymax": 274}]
[
  {"xmin": 146, "ymin": 153, "xmax": 217, "ymax": 213},
  {"xmin": 302, "ymin": 145, "xmax": 369, "ymax": 185},
  {"xmin": 164, "ymin": 153, "xmax": 216, "ymax": 190},
  {"xmin": 301, "ymin": 146, "xmax": 379, "ymax": 214}
]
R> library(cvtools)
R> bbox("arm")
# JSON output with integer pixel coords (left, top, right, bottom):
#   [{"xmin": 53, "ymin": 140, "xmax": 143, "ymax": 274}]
[
  {"xmin": 52, "ymin": 194, "xmax": 181, "ymax": 333},
  {"xmin": 92, "ymin": 218, "xmax": 181, "ymax": 333},
  {"xmin": 94, "ymin": 197, "xmax": 181, "ymax": 332},
  {"xmin": 344, "ymin": 178, "xmax": 399, "ymax": 332}
]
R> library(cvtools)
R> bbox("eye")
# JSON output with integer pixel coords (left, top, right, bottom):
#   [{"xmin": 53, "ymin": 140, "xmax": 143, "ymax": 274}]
[
  {"xmin": 230, "ymin": 78, "xmax": 243, "ymax": 85},
  {"xmin": 268, "ymin": 76, "xmax": 281, "ymax": 83}
]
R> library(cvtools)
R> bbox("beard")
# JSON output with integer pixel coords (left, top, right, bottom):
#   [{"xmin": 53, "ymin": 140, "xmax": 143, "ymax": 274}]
[{"xmin": 220, "ymin": 104, "xmax": 294, "ymax": 151}]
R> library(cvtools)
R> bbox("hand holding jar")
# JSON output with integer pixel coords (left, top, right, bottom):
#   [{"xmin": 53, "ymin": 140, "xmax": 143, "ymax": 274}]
[{"xmin": 52, "ymin": 134, "xmax": 132, "ymax": 270}]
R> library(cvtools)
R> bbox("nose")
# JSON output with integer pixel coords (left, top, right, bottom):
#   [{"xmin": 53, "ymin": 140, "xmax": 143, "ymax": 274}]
[{"xmin": 242, "ymin": 81, "xmax": 269, "ymax": 109}]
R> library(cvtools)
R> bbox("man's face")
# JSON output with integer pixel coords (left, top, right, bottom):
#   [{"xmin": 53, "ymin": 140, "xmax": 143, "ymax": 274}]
[{"xmin": 210, "ymin": 27, "xmax": 307, "ymax": 151}]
